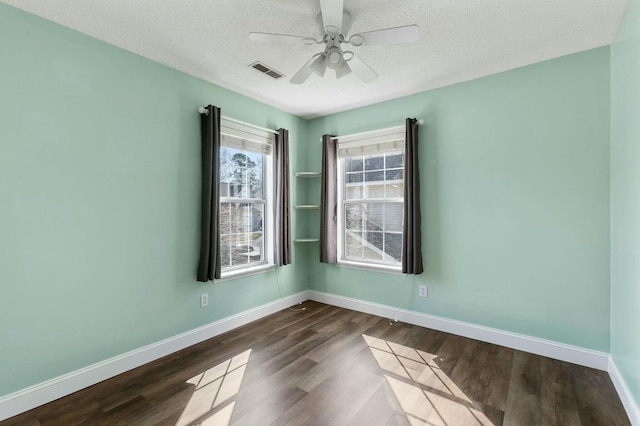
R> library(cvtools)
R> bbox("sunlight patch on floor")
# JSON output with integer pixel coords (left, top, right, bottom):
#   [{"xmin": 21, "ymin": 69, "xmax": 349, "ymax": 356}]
[
  {"xmin": 363, "ymin": 334, "xmax": 494, "ymax": 425},
  {"xmin": 177, "ymin": 349, "xmax": 251, "ymax": 426},
  {"xmin": 199, "ymin": 401, "xmax": 236, "ymax": 426}
]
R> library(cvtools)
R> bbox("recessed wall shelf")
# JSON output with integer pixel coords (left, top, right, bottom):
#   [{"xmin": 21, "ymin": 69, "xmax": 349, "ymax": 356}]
[{"xmin": 294, "ymin": 171, "xmax": 321, "ymax": 243}]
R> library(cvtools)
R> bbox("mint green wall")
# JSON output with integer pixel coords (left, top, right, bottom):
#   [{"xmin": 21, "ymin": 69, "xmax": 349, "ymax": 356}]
[
  {"xmin": 611, "ymin": 0, "xmax": 640, "ymax": 408},
  {"xmin": 0, "ymin": 0, "xmax": 621, "ymax": 404},
  {"xmin": 0, "ymin": 4, "xmax": 306, "ymax": 396},
  {"xmin": 306, "ymin": 47, "xmax": 611, "ymax": 351}
]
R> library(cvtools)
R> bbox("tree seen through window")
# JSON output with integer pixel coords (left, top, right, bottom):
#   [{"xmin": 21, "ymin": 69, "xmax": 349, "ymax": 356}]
[{"xmin": 219, "ymin": 147, "xmax": 265, "ymax": 270}]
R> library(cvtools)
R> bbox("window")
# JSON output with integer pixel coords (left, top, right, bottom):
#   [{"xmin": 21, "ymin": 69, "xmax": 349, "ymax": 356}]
[
  {"xmin": 337, "ymin": 128, "xmax": 405, "ymax": 270},
  {"xmin": 219, "ymin": 121, "xmax": 274, "ymax": 275}
]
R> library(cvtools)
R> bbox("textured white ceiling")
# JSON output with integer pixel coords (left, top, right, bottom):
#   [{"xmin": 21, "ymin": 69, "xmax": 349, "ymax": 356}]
[{"xmin": 2, "ymin": 0, "xmax": 628, "ymax": 119}]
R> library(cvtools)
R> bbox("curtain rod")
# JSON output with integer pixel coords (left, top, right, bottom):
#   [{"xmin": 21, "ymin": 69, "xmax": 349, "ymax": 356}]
[
  {"xmin": 198, "ymin": 106, "xmax": 279, "ymax": 135},
  {"xmin": 321, "ymin": 119, "xmax": 424, "ymax": 142}
]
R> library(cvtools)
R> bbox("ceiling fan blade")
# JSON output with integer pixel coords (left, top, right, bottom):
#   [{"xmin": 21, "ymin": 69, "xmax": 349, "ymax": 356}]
[
  {"xmin": 290, "ymin": 54, "xmax": 322, "ymax": 84},
  {"xmin": 335, "ymin": 61, "xmax": 351, "ymax": 79},
  {"xmin": 310, "ymin": 55, "xmax": 328, "ymax": 76},
  {"xmin": 349, "ymin": 25, "xmax": 419, "ymax": 47},
  {"xmin": 249, "ymin": 32, "xmax": 316, "ymax": 45},
  {"xmin": 347, "ymin": 54, "xmax": 378, "ymax": 83},
  {"xmin": 319, "ymin": 0, "xmax": 344, "ymax": 35}
]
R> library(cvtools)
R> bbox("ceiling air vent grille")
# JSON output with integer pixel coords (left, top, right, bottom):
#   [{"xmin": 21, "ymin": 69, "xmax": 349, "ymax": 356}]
[{"xmin": 250, "ymin": 61, "xmax": 284, "ymax": 79}]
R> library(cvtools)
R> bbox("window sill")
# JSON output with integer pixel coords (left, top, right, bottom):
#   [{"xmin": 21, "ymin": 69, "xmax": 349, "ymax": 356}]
[
  {"xmin": 338, "ymin": 260, "xmax": 404, "ymax": 275},
  {"xmin": 215, "ymin": 264, "xmax": 275, "ymax": 283}
]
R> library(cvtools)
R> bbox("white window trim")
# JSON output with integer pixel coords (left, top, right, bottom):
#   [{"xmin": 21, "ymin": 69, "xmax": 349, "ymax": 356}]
[
  {"xmin": 217, "ymin": 118, "xmax": 275, "ymax": 278},
  {"xmin": 214, "ymin": 264, "xmax": 275, "ymax": 283},
  {"xmin": 338, "ymin": 260, "xmax": 406, "ymax": 275},
  {"xmin": 336, "ymin": 127, "xmax": 406, "ymax": 273}
]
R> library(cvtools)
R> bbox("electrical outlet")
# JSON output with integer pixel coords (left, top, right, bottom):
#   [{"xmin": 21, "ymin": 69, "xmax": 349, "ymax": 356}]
[
  {"xmin": 200, "ymin": 293, "xmax": 209, "ymax": 308},
  {"xmin": 419, "ymin": 285, "xmax": 428, "ymax": 298}
]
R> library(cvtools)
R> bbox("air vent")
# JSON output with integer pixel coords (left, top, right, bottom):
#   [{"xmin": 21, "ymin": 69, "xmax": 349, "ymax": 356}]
[{"xmin": 250, "ymin": 61, "xmax": 284, "ymax": 79}]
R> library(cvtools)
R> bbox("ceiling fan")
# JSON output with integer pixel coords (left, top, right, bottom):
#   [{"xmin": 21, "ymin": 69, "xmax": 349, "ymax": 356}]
[{"xmin": 249, "ymin": 0, "xmax": 419, "ymax": 84}]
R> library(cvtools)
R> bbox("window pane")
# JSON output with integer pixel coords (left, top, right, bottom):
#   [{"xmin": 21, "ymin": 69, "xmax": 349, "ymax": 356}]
[
  {"xmin": 220, "ymin": 234, "xmax": 232, "ymax": 268},
  {"xmin": 219, "ymin": 203, "xmax": 235, "ymax": 267},
  {"xmin": 345, "ymin": 204, "xmax": 363, "ymax": 230},
  {"xmin": 247, "ymin": 152, "xmax": 263, "ymax": 198},
  {"xmin": 385, "ymin": 203, "xmax": 403, "ymax": 232},
  {"xmin": 345, "ymin": 158, "xmax": 363, "ymax": 172},
  {"xmin": 344, "ymin": 229, "xmax": 382, "ymax": 262},
  {"xmin": 365, "ymin": 203, "xmax": 384, "ymax": 231},
  {"xmin": 220, "ymin": 146, "xmax": 231, "ymax": 165},
  {"xmin": 345, "ymin": 230, "xmax": 361, "ymax": 259},
  {"xmin": 385, "ymin": 169, "xmax": 403, "ymax": 181},
  {"xmin": 386, "ymin": 153, "xmax": 404, "ymax": 168},
  {"xmin": 366, "ymin": 231, "xmax": 383, "ymax": 252},
  {"xmin": 220, "ymin": 148, "xmax": 265, "ymax": 199},
  {"xmin": 345, "ymin": 172, "xmax": 363, "ymax": 200},
  {"xmin": 363, "ymin": 231, "xmax": 383, "ymax": 261},
  {"xmin": 364, "ymin": 170, "xmax": 384, "ymax": 199},
  {"xmin": 343, "ymin": 202, "xmax": 404, "ymax": 264},
  {"xmin": 346, "ymin": 172, "xmax": 363, "ymax": 183},
  {"xmin": 365, "ymin": 170, "xmax": 385, "ymax": 182},
  {"xmin": 219, "ymin": 202, "xmax": 264, "ymax": 269},
  {"xmin": 345, "ymin": 184, "xmax": 363, "ymax": 200},
  {"xmin": 385, "ymin": 233, "xmax": 403, "ymax": 261},
  {"xmin": 384, "ymin": 181, "xmax": 403, "ymax": 198},
  {"xmin": 364, "ymin": 155, "xmax": 384, "ymax": 170},
  {"xmin": 364, "ymin": 183, "xmax": 384, "ymax": 199}
]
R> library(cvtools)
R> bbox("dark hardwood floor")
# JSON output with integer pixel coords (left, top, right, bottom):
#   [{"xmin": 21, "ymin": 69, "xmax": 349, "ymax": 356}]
[{"xmin": 2, "ymin": 301, "xmax": 630, "ymax": 425}]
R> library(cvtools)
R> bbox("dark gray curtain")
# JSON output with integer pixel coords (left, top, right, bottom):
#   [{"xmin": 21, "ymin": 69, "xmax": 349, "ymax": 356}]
[
  {"xmin": 402, "ymin": 118, "xmax": 423, "ymax": 274},
  {"xmin": 274, "ymin": 128, "xmax": 291, "ymax": 266},
  {"xmin": 197, "ymin": 105, "xmax": 222, "ymax": 281},
  {"xmin": 320, "ymin": 135, "xmax": 338, "ymax": 263}
]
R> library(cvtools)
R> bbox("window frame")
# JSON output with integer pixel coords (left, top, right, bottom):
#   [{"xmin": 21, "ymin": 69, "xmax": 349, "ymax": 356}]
[
  {"xmin": 217, "ymin": 119, "xmax": 275, "ymax": 280},
  {"xmin": 336, "ymin": 128, "xmax": 406, "ymax": 273}
]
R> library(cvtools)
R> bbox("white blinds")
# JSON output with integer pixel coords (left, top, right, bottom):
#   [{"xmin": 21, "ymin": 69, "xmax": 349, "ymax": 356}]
[
  {"xmin": 221, "ymin": 119, "xmax": 273, "ymax": 155},
  {"xmin": 337, "ymin": 127, "xmax": 405, "ymax": 158}
]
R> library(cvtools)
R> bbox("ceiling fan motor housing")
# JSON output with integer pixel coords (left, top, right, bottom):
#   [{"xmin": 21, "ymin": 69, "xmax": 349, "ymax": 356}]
[{"xmin": 322, "ymin": 34, "xmax": 347, "ymax": 68}]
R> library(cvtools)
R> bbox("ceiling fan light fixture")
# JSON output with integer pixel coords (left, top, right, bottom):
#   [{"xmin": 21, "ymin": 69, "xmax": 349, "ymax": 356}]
[{"xmin": 328, "ymin": 50, "xmax": 342, "ymax": 64}]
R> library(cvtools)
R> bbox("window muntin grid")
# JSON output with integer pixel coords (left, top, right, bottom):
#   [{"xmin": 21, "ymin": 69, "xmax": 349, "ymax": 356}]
[
  {"xmin": 341, "ymin": 151, "xmax": 404, "ymax": 267},
  {"xmin": 219, "ymin": 147, "xmax": 267, "ymax": 271}
]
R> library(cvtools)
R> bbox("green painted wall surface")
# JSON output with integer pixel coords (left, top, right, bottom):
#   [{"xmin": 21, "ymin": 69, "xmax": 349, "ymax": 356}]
[
  {"xmin": 306, "ymin": 48, "xmax": 611, "ymax": 351},
  {"xmin": 611, "ymin": 0, "xmax": 640, "ymax": 408},
  {"xmin": 0, "ymin": 0, "xmax": 620, "ymax": 404},
  {"xmin": 0, "ymin": 4, "xmax": 305, "ymax": 396}
]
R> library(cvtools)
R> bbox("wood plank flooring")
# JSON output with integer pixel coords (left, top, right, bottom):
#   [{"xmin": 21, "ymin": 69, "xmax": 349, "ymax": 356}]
[{"xmin": 2, "ymin": 301, "xmax": 630, "ymax": 425}]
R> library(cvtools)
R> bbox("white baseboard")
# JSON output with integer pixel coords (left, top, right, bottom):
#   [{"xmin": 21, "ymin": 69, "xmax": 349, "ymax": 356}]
[
  {"xmin": 609, "ymin": 356, "xmax": 640, "ymax": 426},
  {"xmin": 0, "ymin": 291, "xmax": 309, "ymax": 422},
  {"xmin": 2, "ymin": 289, "xmax": 631, "ymax": 423},
  {"xmin": 307, "ymin": 291, "xmax": 610, "ymax": 371}
]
